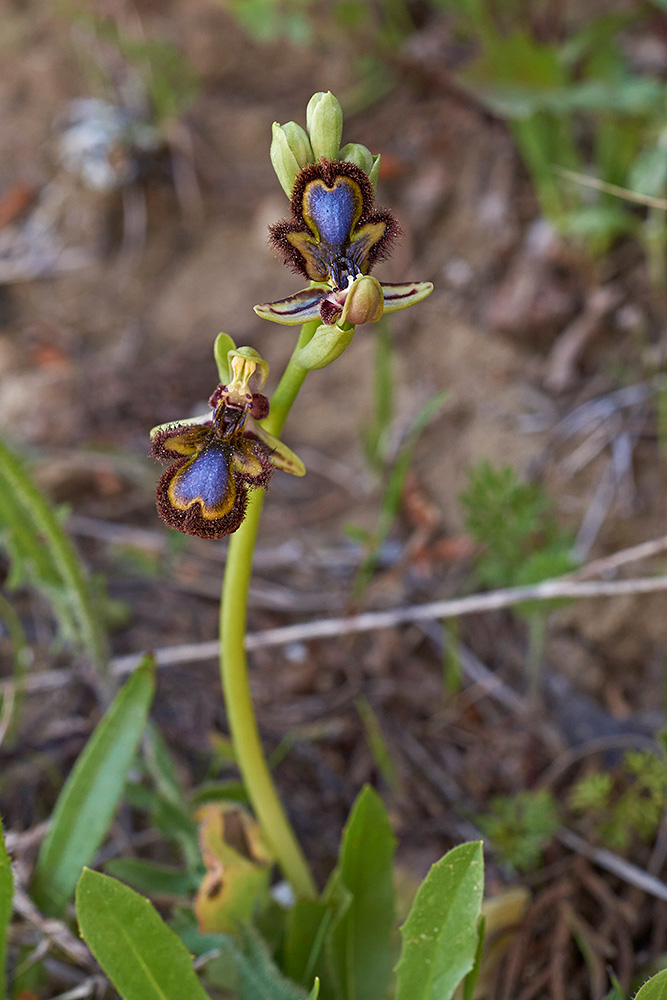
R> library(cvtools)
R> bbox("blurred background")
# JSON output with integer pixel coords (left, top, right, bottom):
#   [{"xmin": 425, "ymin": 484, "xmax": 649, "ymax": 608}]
[{"xmin": 3, "ymin": 1, "xmax": 667, "ymax": 996}]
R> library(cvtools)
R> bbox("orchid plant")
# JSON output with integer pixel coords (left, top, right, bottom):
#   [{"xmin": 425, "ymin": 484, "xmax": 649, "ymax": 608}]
[
  {"xmin": 149, "ymin": 91, "xmax": 434, "ymax": 902},
  {"xmin": 2, "ymin": 89, "xmax": 660, "ymax": 1000}
]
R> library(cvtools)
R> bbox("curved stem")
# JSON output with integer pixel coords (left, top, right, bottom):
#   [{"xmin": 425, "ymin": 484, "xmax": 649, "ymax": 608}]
[{"xmin": 219, "ymin": 320, "xmax": 318, "ymax": 899}]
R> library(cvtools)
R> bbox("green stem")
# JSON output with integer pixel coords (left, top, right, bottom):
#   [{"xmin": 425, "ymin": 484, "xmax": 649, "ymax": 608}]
[{"xmin": 219, "ymin": 320, "xmax": 318, "ymax": 900}]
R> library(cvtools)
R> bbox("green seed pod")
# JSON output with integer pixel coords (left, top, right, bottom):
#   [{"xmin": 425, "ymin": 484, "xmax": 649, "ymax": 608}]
[
  {"xmin": 270, "ymin": 122, "xmax": 302, "ymax": 198},
  {"xmin": 295, "ymin": 322, "xmax": 354, "ymax": 370},
  {"xmin": 306, "ymin": 91, "xmax": 343, "ymax": 162},
  {"xmin": 339, "ymin": 142, "xmax": 374, "ymax": 176}
]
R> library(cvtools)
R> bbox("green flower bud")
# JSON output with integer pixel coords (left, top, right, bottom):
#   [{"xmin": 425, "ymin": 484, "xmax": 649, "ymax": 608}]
[
  {"xmin": 339, "ymin": 142, "xmax": 374, "ymax": 175},
  {"xmin": 295, "ymin": 322, "xmax": 354, "ymax": 370},
  {"xmin": 368, "ymin": 153, "xmax": 381, "ymax": 193},
  {"xmin": 306, "ymin": 91, "xmax": 343, "ymax": 161},
  {"xmin": 281, "ymin": 121, "xmax": 313, "ymax": 169},
  {"xmin": 341, "ymin": 275, "xmax": 384, "ymax": 326},
  {"xmin": 270, "ymin": 122, "xmax": 301, "ymax": 198}
]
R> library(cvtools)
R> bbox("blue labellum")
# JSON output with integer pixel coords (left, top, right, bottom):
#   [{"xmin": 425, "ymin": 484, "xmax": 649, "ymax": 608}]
[
  {"xmin": 305, "ymin": 178, "xmax": 360, "ymax": 248},
  {"xmin": 169, "ymin": 443, "xmax": 233, "ymax": 517}
]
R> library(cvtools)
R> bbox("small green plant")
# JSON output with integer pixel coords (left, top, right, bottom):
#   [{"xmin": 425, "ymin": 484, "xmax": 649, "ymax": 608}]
[
  {"xmin": 569, "ymin": 747, "xmax": 667, "ymax": 851},
  {"xmin": 478, "ymin": 741, "xmax": 667, "ymax": 874},
  {"xmin": 460, "ymin": 460, "xmax": 576, "ymax": 697},
  {"xmin": 461, "ymin": 460, "xmax": 576, "ymax": 592},
  {"xmin": 475, "ymin": 789, "xmax": 561, "ymax": 873},
  {"xmin": 60, "ymin": 6, "xmax": 200, "ymax": 131},
  {"xmin": 439, "ymin": 4, "xmax": 667, "ymax": 281}
]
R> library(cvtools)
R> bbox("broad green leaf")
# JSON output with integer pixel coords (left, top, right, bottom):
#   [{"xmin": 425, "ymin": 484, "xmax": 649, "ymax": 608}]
[
  {"xmin": 104, "ymin": 858, "xmax": 200, "ymax": 898},
  {"xmin": 324, "ymin": 786, "xmax": 397, "ymax": 1000},
  {"xmin": 0, "ymin": 819, "xmax": 13, "ymax": 1000},
  {"xmin": 462, "ymin": 916, "xmax": 485, "ymax": 1000},
  {"xmin": 33, "ymin": 658, "xmax": 155, "ymax": 915},
  {"xmin": 635, "ymin": 971, "xmax": 667, "ymax": 999},
  {"xmin": 76, "ymin": 869, "xmax": 210, "ymax": 1000},
  {"xmin": 283, "ymin": 898, "xmax": 331, "ymax": 988},
  {"xmin": 395, "ymin": 842, "xmax": 484, "ymax": 1000}
]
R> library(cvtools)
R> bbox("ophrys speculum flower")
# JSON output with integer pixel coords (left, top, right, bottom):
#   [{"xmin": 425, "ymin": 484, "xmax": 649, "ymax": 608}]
[
  {"xmin": 255, "ymin": 158, "xmax": 433, "ymax": 327},
  {"xmin": 151, "ymin": 349, "xmax": 304, "ymax": 539}
]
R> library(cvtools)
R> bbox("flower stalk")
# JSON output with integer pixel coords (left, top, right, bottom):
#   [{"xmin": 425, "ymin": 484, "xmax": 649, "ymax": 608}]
[
  {"xmin": 152, "ymin": 90, "xmax": 434, "ymax": 903},
  {"xmin": 219, "ymin": 320, "xmax": 318, "ymax": 900}
]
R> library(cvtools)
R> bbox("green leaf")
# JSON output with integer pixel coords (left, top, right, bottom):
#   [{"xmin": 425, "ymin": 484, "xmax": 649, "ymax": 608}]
[
  {"xmin": 104, "ymin": 858, "xmax": 200, "ymax": 898},
  {"xmin": 603, "ymin": 974, "xmax": 626, "ymax": 999},
  {"xmin": 309, "ymin": 980, "xmax": 321, "ymax": 1000},
  {"xmin": 462, "ymin": 916, "xmax": 485, "ymax": 1000},
  {"xmin": 0, "ymin": 818, "xmax": 13, "ymax": 1000},
  {"xmin": 283, "ymin": 898, "xmax": 332, "ymax": 988},
  {"xmin": 144, "ymin": 722, "xmax": 184, "ymax": 806},
  {"xmin": 76, "ymin": 868, "xmax": 211, "ymax": 1000},
  {"xmin": 355, "ymin": 697, "xmax": 401, "ymax": 794},
  {"xmin": 324, "ymin": 786, "xmax": 397, "ymax": 1000},
  {"xmin": 0, "ymin": 591, "xmax": 31, "ymax": 746},
  {"xmin": 190, "ymin": 779, "xmax": 247, "ymax": 806},
  {"xmin": 354, "ymin": 389, "xmax": 448, "ymax": 597},
  {"xmin": 395, "ymin": 842, "xmax": 484, "ymax": 1000},
  {"xmin": 635, "ymin": 971, "xmax": 667, "ymax": 999},
  {"xmin": 32, "ymin": 658, "xmax": 155, "ymax": 915},
  {"xmin": 124, "ymin": 779, "xmax": 200, "ymax": 868}
]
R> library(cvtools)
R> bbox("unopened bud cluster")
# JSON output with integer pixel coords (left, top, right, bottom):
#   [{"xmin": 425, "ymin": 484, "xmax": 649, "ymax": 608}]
[{"xmin": 271, "ymin": 91, "xmax": 381, "ymax": 198}]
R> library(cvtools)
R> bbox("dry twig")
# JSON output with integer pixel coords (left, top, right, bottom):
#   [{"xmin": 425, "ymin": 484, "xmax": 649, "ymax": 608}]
[
  {"xmin": 105, "ymin": 574, "xmax": 667, "ymax": 677},
  {"xmin": 557, "ymin": 828, "xmax": 667, "ymax": 903}
]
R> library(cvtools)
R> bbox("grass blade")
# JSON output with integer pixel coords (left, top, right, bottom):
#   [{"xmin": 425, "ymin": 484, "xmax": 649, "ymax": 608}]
[
  {"xmin": 0, "ymin": 435, "xmax": 108, "ymax": 669},
  {"xmin": 32, "ymin": 657, "xmax": 155, "ymax": 915},
  {"xmin": 0, "ymin": 818, "xmax": 12, "ymax": 1000},
  {"xmin": 76, "ymin": 868, "xmax": 211, "ymax": 1000},
  {"xmin": 353, "ymin": 390, "xmax": 448, "ymax": 597},
  {"xmin": 0, "ymin": 592, "xmax": 31, "ymax": 746}
]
